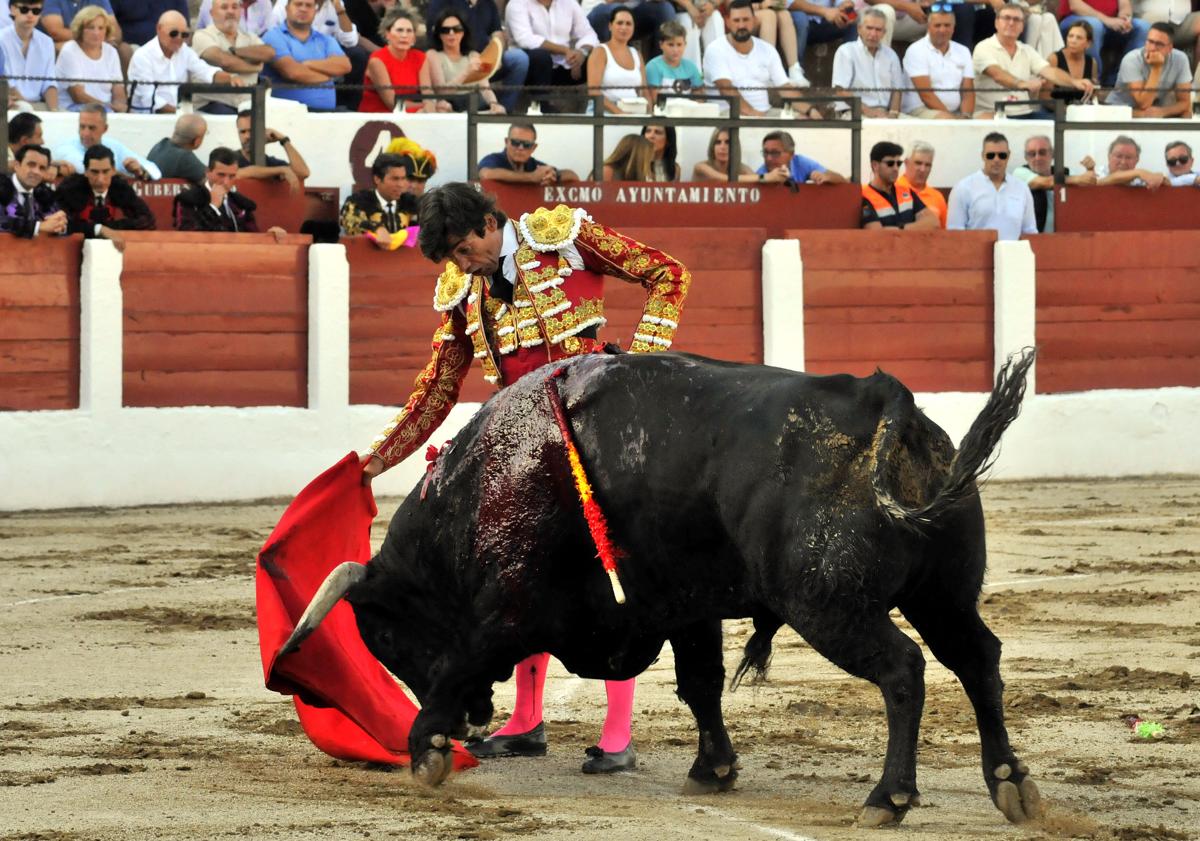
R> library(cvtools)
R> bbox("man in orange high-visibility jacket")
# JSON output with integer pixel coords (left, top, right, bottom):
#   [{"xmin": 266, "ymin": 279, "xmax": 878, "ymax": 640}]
[{"xmin": 862, "ymin": 141, "xmax": 940, "ymax": 230}]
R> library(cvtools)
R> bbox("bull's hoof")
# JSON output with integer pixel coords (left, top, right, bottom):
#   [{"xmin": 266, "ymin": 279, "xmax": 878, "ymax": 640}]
[
  {"xmin": 992, "ymin": 762, "xmax": 1042, "ymax": 824},
  {"xmin": 682, "ymin": 764, "xmax": 738, "ymax": 794},
  {"xmin": 857, "ymin": 806, "xmax": 902, "ymax": 828},
  {"xmin": 857, "ymin": 791, "xmax": 919, "ymax": 827},
  {"xmin": 412, "ymin": 738, "xmax": 453, "ymax": 787}
]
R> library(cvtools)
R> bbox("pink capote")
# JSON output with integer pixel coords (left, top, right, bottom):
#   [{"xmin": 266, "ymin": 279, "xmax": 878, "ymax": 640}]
[{"xmin": 255, "ymin": 452, "xmax": 477, "ymax": 771}]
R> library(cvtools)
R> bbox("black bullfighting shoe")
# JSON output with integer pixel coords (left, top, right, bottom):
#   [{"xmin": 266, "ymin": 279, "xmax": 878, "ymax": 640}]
[
  {"xmin": 466, "ymin": 723, "xmax": 547, "ymax": 758},
  {"xmin": 581, "ymin": 743, "xmax": 637, "ymax": 774}
]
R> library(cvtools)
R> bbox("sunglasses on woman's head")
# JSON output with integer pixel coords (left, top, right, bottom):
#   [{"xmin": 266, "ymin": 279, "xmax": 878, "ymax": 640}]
[{"xmin": 929, "ymin": 3, "xmax": 953, "ymax": 12}]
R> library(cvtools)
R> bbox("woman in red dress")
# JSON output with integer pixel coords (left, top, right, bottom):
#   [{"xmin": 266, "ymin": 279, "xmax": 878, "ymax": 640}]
[{"xmin": 359, "ymin": 7, "xmax": 435, "ymax": 113}]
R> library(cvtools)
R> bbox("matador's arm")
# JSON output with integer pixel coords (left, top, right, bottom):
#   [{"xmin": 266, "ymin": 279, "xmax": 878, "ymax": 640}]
[
  {"xmin": 573, "ymin": 220, "xmax": 691, "ymax": 353},
  {"xmin": 368, "ymin": 307, "xmax": 473, "ymax": 470}
]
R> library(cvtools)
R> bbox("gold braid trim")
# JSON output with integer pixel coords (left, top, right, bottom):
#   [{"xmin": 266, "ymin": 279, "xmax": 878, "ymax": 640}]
[
  {"xmin": 574, "ymin": 222, "xmax": 691, "ymax": 354},
  {"xmin": 339, "ymin": 198, "xmax": 384, "ymax": 236},
  {"xmin": 369, "ymin": 313, "xmax": 473, "ymax": 469}
]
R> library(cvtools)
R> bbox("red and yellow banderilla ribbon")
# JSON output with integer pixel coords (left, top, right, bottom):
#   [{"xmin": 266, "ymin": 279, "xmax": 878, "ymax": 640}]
[{"xmin": 544, "ymin": 367, "xmax": 626, "ymax": 605}]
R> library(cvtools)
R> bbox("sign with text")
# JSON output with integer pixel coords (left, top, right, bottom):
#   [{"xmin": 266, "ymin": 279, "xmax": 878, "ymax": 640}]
[{"xmin": 484, "ymin": 181, "xmax": 860, "ymax": 229}]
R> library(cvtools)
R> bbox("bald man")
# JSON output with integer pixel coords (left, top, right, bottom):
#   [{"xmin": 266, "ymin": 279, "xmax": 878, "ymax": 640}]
[
  {"xmin": 148, "ymin": 114, "xmax": 211, "ymax": 183},
  {"xmin": 128, "ymin": 10, "xmax": 243, "ymax": 113}
]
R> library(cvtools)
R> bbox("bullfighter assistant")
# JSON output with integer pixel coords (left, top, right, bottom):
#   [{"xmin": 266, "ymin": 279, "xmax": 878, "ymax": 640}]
[{"xmin": 361, "ymin": 183, "xmax": 691, "ymax": 773}]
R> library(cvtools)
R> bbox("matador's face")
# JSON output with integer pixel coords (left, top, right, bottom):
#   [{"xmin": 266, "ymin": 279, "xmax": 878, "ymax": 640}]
[{"xmin": 446, "ymin": 213, "xmax": 503, "ymax": 277}]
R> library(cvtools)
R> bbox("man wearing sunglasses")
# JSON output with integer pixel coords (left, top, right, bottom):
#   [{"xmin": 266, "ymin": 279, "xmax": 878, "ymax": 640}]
[
  {"xmin": 861, "ymin": 141, "xmax": 939, "ymax": 229},
  {"xmin": 947, "ymin": 131, "xmax": 1036, "ymax": 240},
  {"xmin": 0, "ymin": 1, "xmax": 59, "ymax": 111},
  {"xmin": 973, "ymin": 3, "xmax": 1092, "ymax": 118},
  {"xmin": 1165, "ymin": 140, "xmax": 1200, "ymax": 187},
  {"xmin": 129, "ymin": 9, "xmax": 243, "ymax": 113},
  {"xmin": 1013, "ymin": 134, "xmax": 1096, "ymax": 233},
  {"xmin": 1105, "ymin": 21, "xmax": 1192, "ymax": 118},
  {"xmin": 479, "ymin": 123, "xmax": 580, "ymax": 185}
]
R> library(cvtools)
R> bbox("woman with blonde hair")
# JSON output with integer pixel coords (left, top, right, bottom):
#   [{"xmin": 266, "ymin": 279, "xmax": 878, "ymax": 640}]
[
  {"xmin": 692, "ymin": 127, "xmax": 756, "ymax": 181},
  {"xmin": 601, "ymin": 134, "xmax": 655, "ymax": 181},
  {"xmin": 54, "ymin": 6, "xmax": 127, "ymax": 112}
]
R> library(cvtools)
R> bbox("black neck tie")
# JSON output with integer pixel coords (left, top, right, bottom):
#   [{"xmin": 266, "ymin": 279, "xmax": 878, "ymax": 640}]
[
  {"xmin": 21, "ymin": 192, "xmax": 33, "ymax": 220},
  {"xmin": 385, "ymin": 202, "xmax": 397, "ymax": 232}
]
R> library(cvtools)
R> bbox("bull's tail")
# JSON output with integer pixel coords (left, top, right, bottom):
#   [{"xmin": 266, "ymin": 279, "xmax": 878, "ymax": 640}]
[
  {"xmin": 730, "ymin": 612, "xmax": 784, "ymax": 691},
  {"xmin": 873, "ymin": 348, "xmax": 1036, "ymax": 529}
]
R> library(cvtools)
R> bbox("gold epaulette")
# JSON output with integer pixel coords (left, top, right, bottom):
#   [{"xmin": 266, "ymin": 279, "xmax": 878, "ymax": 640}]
[
  {"xmin": 518, "ymin": 205, "xmax": 591, "ymax": 253},
  {"xmin": 433, "ymin": 262, "xmax": 470, "ymax": 311}
]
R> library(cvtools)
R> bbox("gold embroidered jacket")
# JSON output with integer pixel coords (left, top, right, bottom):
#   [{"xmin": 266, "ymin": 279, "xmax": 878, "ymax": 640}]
[{"xmin": 369, "ymin": 205, "xmax": 691, "ymax": 469}]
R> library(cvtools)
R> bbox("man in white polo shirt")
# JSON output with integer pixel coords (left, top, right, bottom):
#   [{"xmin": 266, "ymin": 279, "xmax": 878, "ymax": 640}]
[
  {"xmin": 903, "ymin": 6, "xmax": 974, "ymax": 118},
  {"xmin": 947, "ymin": 132, "xmax": 1036, "ymax": 241},
  {"xmin": 704, "ymin": 0, "xmax": 810, "ymax": 116},
  {"xmin": 973, "ymin": 3, "xmax": 1091, "ymax": 118}
]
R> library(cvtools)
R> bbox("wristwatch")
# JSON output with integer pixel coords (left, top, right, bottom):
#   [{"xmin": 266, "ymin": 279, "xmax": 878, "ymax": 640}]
[{"xmin": 278, "ymin": 137, "xmax": 291, "ymax": 145}]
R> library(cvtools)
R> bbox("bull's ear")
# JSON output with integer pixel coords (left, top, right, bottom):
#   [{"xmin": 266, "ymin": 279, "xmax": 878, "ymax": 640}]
[{"xmin": 277, "ymin": 562, "xmax": 367, "ymax": 657}]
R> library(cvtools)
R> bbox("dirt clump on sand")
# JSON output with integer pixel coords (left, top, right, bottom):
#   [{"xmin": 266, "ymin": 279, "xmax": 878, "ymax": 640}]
[{"xmin": 1, "ymin": 479, "xmax": 1198, "ymax": 841}]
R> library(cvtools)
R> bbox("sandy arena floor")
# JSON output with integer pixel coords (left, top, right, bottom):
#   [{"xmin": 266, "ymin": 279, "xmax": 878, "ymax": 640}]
[{"xmin": 1, "ymin": 477, "xmax": 1197, "ymax": 841}]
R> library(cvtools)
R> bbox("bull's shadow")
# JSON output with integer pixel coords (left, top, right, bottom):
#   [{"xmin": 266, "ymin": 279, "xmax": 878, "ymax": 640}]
[{"xmin": 281, "ymin": 349, "xmax": 1040, "ymax": 828}]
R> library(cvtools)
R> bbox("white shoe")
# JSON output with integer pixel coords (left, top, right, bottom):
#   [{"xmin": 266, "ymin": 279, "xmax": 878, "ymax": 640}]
[{"xmin": 788, "ymin": 63, "xmax": 811, "ymax": 88}]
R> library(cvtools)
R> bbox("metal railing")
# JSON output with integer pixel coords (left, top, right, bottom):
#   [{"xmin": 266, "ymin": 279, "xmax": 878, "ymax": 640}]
[{"xmin": 465, "ymin": 90, "xmax": 864, "ymax": 184}]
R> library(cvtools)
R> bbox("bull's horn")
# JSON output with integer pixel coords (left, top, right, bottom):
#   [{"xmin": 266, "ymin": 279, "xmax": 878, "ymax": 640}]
[{"xmin": 277, "ymin": 562, "xmax": 367, "ymax": 657}]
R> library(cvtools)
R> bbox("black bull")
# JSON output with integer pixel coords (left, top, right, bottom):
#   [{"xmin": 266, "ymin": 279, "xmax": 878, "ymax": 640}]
[{"xmin": 281, "ymin": 350, "xmax": 1040, "ymax": 827}]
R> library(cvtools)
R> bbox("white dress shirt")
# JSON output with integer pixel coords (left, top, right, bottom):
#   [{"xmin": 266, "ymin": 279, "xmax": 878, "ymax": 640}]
[
  {"xmin": 128, "ymin": 38, "xmax": 220, "ymax": 113},
  {"xmin": 831, "ymin": 38, "xmax": 905, "ymax": 112},
  {"xmin": 505, "ymin": 0, "xmax": 599, "ymax": 69},
  {"xmin": 947, "ymin": 170, "xmax": 1037, "ymax": 241},
  {"xmin": 270, "ymin": 0, "xmax": 358, "ymax": 48},
  {"xmin": 0, "ymin": 26, "xmax": 57, "ymax": 102}
]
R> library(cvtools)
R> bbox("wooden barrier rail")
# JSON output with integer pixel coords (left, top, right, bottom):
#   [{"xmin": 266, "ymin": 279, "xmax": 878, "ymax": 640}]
[
  {"xmin": 793, "ymin": 230, "xmax": 996, "ymax": 393},
  {"xmin": 120, "ymin": 232, "xmax": 311, "ymax": 407},
  {"xmin": 1028, "ymin": 231, "xmax": 1200, "ymax": 393},
  {"xmin": 0, "ymin": 236, "xmax": 82, "ymax": 410}
]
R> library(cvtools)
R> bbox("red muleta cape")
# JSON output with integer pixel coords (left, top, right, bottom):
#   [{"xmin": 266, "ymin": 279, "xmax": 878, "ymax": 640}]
[{"xmin": 255, "ymin": 452, "xmax": 477, "ymax": 770}]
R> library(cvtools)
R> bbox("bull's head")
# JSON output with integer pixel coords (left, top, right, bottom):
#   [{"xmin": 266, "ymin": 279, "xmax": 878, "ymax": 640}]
[{"xmin": 276, "ymin": 561, "xmax": 437, "ymax": 703}]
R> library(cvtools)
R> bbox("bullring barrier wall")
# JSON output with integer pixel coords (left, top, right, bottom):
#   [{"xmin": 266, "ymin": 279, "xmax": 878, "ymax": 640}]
[{"xmin": 1, "ymin": 231, "xmax": 1198, "ymax": 510}]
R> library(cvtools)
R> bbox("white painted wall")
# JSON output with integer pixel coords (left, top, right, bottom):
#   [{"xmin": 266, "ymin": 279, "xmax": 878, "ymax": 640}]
[
  {"xmin": 1, "ymin": 238, "xmax": 1197, "ymax": 512},
  {"xmin": 33, "ymin": 105, "xmax": 1200, "ymax": 196}
]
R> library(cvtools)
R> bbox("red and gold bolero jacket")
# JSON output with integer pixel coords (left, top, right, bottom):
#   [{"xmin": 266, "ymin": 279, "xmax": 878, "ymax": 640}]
[{"xmin": 369, "ymin": 205, "xmax": 691, "ymax": 469}]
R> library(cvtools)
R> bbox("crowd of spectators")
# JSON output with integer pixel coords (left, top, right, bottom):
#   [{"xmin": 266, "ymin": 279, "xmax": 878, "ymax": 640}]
[{"xmin": 2, "ymin": 0, "xmax": 1198, "ymax": 117}]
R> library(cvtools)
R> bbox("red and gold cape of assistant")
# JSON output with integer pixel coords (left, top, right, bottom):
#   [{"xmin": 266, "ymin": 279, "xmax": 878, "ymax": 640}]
[{"xmin": 255, "ymin": 452, "xmax": 477, "ymax": 769}]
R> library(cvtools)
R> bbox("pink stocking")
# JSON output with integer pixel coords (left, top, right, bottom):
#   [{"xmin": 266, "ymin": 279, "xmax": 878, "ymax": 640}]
[
  {"xmin": 596, "ymin": 678, "xmax": 635, "ymax": 752},
  {"xmin": 492, "ymin": 652, "xmax": 549, "ymax": 736}
]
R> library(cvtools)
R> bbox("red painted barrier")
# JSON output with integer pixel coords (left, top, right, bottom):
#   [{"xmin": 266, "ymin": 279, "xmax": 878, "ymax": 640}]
[
  {"xmin": 121, "ymin": 232, "xmax": 311, "ymax": 407},
  {"xmin": 1029, "ymin": 232, "xmax": 1200, "ymax": 392},
  {"xmin": 1054, "ymin": 185, "xmax": 1200, "ymax": 232},
  {"xmin": 795, "ymin": 230, "xmax": 996, "ymax": 392},
  {"xmin": 0, "ymin": 236, "xmax": 82, "ymax": 411}
]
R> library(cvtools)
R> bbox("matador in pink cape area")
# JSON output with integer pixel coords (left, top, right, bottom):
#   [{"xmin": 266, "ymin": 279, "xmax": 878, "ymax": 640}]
[{"xmin": 360, "ymin": 183, "xmax": 691, "ymax": 773}]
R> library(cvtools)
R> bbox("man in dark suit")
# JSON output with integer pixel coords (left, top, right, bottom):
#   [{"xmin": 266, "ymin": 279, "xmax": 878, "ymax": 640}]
[
  {"xmin": 338, "ymin": 153, "xmax": 424, "ymax": 250},
  {"xmin": 1, "ymin": 145, "xmax": 67, "ymax": 239},
  {"xmin": 173, "ymin": 146, "xmax": 285, "ymax": 237},
  {"xmin": 57, "ymin": 144, "xmax": 156, "ymax": 252}
]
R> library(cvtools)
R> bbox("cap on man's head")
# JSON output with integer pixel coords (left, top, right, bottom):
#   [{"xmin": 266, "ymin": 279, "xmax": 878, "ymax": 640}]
[{"xmin": 384, "ymin": 137, "xmax": 438, "ymax": 180}]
